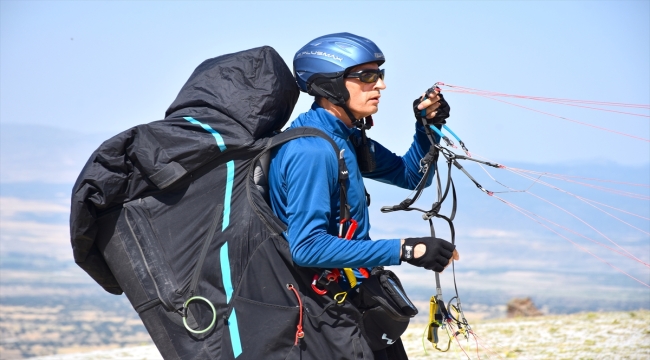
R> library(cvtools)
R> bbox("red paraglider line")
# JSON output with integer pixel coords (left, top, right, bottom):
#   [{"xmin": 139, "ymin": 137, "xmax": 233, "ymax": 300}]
[
  {"xmin": 436, "ymin": 83, "xmax": 650, "ymax": 142},
  {"xmin": 471, "ymin": 157, "xmax": 650, "ymax": 266},
  {"xmin": 493, "ymin": 195, "xmax": 650, "ymax": 288},
  {"xmin": 506, "ymin": 168, "xmax": 650, "ymax": 188},
  {"xmin": 474, "ymin": 154, "xmax": 650, "ymax": 235},
  {"xmin": 469, "ymin": 331, "xmax": 505, "ymax": 359},
  {"xmin": 477, "ymin": 94, "xmax": 648, "ymax": 142},
  {"xmin": 440, "ymin": 84, "xmax": 650, "ymax": 109},
  {"xmin": 504, "ymin": 168, "xmax": 650, "ymax": 236},
  {"xmin": 506, "ymin": 169, "xmax": 650, "ymax": 220},
  {"xmin": 516, "ymin": 203, "xmax": 649, "ymax": 267},
  {"xmin": 446, "ymin": 89, "xmax": 650, "ymax": 117}
]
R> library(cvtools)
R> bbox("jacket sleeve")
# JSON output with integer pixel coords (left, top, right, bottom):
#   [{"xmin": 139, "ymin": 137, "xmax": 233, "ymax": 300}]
[
  {"xmin": 362, "ymin": 122, "xmax": 438, "ymax": 189},
  {"xmin": 271, "ymin": 138, "xmax": 401, "ymax": 269}
]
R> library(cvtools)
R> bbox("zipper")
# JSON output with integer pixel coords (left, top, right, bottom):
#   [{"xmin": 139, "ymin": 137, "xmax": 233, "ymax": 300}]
[
  {"xmin": 188, "ymin": 204, "xmax": 223, "ymax": 296},
  {"xmin": 387, "ymin": 277, "xmax": 416, "ymax": 310},
  {"xmin": 124, "ymin": 206, "xmax": 175, "ymax": 312}
]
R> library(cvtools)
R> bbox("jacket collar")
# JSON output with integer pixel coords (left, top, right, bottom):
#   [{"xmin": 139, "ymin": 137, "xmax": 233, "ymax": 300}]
[{"xmin": 290, "ymin": 102, "xmax": 356, "ymax": 140}]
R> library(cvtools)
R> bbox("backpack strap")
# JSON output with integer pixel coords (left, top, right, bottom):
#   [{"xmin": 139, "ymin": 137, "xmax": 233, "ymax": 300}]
[
  {"xmin": 246, "ymin": 127, "xmax": 351, "ymax": 236},
  {"xmin": 263, "ymin": 127, "xmax": 350, "ymax": 218}
]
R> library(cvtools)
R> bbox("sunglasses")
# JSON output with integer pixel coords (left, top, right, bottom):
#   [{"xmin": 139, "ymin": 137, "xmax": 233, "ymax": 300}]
[{"xmin": 345, "ymin": 69, "xmax": 385, "ymax": 83}]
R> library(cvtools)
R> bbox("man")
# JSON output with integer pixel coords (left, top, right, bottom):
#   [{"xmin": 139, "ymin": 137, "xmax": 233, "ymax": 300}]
[{"xmin": 268, "ymin": 33, "xmax": 459, "ymax": 358}]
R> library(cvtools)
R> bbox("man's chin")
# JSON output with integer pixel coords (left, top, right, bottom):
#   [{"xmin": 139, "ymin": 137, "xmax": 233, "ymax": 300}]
[{"xmin": 353, "ymin": 107, "xmax": 379, "ymax": 120}]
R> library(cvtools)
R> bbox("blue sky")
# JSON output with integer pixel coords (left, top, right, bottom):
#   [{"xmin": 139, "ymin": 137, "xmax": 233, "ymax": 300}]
[
  {"xmin": 1, "ymin": 0, "xmax": 648, "ymax": 165},
  {"xmin": 1, "ymin": 1, "xmax": 648, "ymax": 312}
]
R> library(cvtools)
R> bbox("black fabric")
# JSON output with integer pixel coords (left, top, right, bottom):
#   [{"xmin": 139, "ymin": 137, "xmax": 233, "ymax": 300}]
[
  {"xmin": 307, "ymin": 74, "xmax": 349, "ymax": 107},
  {"xmin": 165, "ymin": 46, "xmax": 299, "ymax": 138},
  {"xmin": 401, "ymin": 237, "xmax": 455, "ymax": 272},
  {"xmin": 70, "ymin": 46, "xmax": 382, "ymax": 359},
  {"xmin": 70, "ymin": 46, "xmax": 298, "ymax": 291},
  {"xmin": 355, "ymin": 268, "xmax": 416, "ymax": 351},
  {"xmin": 352, "ymin": 130, "xmax": 377, "ymax": 173},
  {"xmin": 373, "ymin": 338, "xmax": 409, "ymax": 360}
]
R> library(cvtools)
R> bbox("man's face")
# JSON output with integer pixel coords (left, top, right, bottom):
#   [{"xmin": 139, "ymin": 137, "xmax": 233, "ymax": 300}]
[{"xmin": 344, "ymin": 62, "xmax": 387, "ymax": 121}]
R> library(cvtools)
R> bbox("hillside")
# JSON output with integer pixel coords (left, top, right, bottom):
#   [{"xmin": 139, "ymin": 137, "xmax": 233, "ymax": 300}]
[{"xmin": 27, "ymin": 310, "xmax": 650, "ymax": 360}]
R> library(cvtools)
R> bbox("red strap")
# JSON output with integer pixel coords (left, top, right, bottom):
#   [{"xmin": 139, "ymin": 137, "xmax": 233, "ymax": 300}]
[{"xmin": 287, "ymin": 284, "xmax": 304, "ymax": 345}]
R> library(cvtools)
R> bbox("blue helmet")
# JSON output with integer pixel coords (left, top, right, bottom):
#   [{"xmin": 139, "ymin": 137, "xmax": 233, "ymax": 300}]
[{"xmin": 293, "ymin": 32, "xmax": 385, "ymax": 93}]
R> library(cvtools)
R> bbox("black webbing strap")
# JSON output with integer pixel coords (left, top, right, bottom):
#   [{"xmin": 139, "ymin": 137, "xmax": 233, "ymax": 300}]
[
  {"xmin": 380, "ymin": 145, "xmax": 437, "ymax": 213},
  {"xmin": 135, "ymin": 298, "xmax": 162, "ymax": 314},
  {"xmin": 251, "ymin": 126, "xmax": 351, "ymax": 226}
]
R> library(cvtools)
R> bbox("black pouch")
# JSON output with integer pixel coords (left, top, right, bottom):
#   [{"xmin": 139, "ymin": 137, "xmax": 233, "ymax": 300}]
[
  {"xmin": 356, "ymin": 267, "xmax": 418, "ymax": 351},
  {"xmin": 352, "ymin": 129, "xmax": 377, "ymax": 173}
]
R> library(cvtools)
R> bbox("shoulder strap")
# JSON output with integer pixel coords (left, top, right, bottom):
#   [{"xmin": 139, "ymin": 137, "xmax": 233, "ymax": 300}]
[
  {"xmin": 268, "ymin": 127, "xmax": 349, "ymax": 182},
  {"xmin": 270, "ymin": 127, "xmax": 351, "ymax": 221},
  {"xmin": 247, "ymin": 126, "xmax": 351, "ymax": 230}
]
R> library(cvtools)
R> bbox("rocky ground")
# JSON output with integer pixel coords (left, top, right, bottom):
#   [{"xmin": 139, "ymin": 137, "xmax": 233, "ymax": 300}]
[
  {"xmin": 402, "ymin": 310, "xmax": 650, "ymax": 359},
  {"xmin": 25, "ymin": 310, "xmax": 650, "ymax": 360},
  {"xmin": 0, "ymin": 299, "xmax": 151, "ymax": 359}
]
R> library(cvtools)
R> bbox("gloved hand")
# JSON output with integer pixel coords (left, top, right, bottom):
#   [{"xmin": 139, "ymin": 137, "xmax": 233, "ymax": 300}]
[
  {"xmin": 401, "ymin": 237, "xmax": 455, "ymax": 272},
  {"xmin": 413, "ymin": 91, "xmax": 451, "ymax": 128}
]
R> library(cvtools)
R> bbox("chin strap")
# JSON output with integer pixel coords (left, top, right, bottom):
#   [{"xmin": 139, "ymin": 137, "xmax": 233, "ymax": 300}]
[{"xmin": 352, "ymin": 115, "xmax": 373, "ymax": 130}]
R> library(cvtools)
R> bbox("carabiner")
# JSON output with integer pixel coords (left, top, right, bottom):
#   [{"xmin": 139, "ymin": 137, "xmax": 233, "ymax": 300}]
[
  {"xmin": 344, "ymin": 219, "xmax": 358, "ymax": 240},
  {"xmin": 338, "ymin": 218, "xmax": 358, "ymax": 240},
  {"xmin": 311, "ymin": 274, "xmax": 327, "ymax": 296},
  {"xmin": 338, "ymin": 218, "xmax": 362, "ymax": 286},
  {"xmin": 338, "ymin": 218, "xmax": 347, "ymax": 238}
]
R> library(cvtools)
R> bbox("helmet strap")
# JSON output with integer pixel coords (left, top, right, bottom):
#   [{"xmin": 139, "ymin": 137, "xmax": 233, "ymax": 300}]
[{"xmin": 352, "ymin": 115, "xmax": 373, "ymax": 130}]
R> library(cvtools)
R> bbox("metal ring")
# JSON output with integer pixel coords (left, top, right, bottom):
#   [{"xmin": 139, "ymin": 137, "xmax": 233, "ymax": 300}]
[{"xmin": 182, "ymin": 296, "xmax": 216, "ymax": 334}]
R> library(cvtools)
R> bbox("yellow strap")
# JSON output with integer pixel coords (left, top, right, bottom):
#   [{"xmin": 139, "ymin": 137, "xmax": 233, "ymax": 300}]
[
  {"xmin": 423, "ymin": 295, "xmax": 452, "ymax": 353},
  {"xmin": 343, "ymin": 268, "xmax": 357, "ymax": 288},
  {"xmin": 435, "ymin": 329, "xmax": 452, "ymax": 352},
  {"xmin": 427, "ymin": 296, "xmax": 438, "ymax": 343}
]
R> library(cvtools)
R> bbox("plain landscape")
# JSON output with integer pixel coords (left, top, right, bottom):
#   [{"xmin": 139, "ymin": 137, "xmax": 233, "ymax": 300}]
[
  {"xmin": 1, "ymin": 124, "xmax": 648, "ymax": 359},
  {"xmin": 12, "ymin": 309, "xmax": 650, "ymax": 360},
  {"xmin": 2, "ymin": 1, "xmax": 649, "ymax": 359}
]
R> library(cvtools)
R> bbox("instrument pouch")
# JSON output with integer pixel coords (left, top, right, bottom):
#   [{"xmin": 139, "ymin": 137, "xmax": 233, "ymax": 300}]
[{"xmin": 355, "ymin": 267, "xmax": 418, "ymax": 351}]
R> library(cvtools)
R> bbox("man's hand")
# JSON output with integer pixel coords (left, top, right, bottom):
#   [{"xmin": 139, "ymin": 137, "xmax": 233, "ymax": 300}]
[
  {"xmin": 400, "ymin": 237, "xmax": 458, "ymax": 272},
  {"xmin": 412, "ymin": 87, "xmax": 451, "ymax": 126}
]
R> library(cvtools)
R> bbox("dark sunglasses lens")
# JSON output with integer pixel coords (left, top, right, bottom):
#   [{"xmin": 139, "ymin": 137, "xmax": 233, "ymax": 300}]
[
  {"xmin": 359, "ymin": 71, "xmax": 377, "ymax": 83},
  {"xmin": 359, "ymin": 70, "xmax": 383, "ymax": 83}
]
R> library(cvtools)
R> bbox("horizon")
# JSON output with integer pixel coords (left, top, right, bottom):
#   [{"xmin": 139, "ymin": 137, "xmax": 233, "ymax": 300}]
[{"xmin": 1, "ymin": 1, "xmax": 648, "ymax": 358}]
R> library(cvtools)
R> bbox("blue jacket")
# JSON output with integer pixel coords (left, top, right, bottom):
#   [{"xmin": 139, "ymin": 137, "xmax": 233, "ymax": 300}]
[{"xmin": 269, "ymin": 102, "xmax": 436, "ymax": 270}]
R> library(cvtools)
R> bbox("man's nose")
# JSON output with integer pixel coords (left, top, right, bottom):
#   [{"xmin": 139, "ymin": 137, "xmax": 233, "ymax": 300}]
[{"xmin": 375, "ymin": 78, "xmax": 386, "ymax": 90}]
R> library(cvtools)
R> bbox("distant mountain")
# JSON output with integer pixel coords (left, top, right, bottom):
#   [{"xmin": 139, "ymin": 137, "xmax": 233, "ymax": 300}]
[{"xmin": 1, "ymin": 123, "xmax": 648, "ymax": 317}]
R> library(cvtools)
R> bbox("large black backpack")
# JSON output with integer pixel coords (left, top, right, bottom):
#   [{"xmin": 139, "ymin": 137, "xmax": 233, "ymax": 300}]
[{"xmin": 70, "ymin": 46, "xmax": 376, "ymax": 360}]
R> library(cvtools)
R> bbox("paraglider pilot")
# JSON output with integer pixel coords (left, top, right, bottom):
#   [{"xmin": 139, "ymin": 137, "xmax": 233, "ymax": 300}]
[{"xmin": 268, "ymin": 32, "xmax": 460, "ymax": 359}]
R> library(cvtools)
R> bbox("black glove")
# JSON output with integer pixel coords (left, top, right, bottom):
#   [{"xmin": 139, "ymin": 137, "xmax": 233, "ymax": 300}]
[
  {"xmin": 401, "ymin": 237, "xmax": 455, "ymax": 272},
  {"xmin": 412, "ymin": 92, "xmax": 451, "ymax": 128}
]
